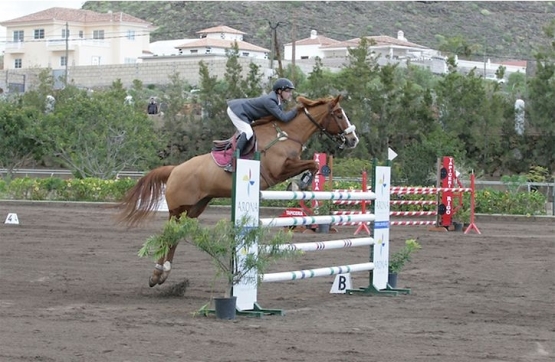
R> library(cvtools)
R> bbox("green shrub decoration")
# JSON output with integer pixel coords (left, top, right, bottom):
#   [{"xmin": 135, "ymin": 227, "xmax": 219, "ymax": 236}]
[{"xmin": 0, "ymin": 174, "xmax": 548, "ymax": 216}]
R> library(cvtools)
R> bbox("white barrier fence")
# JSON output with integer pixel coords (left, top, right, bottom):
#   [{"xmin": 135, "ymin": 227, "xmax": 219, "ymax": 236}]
[{"xmin": 232, "ymin": 159, "xmax": 392, "ymax": 312}]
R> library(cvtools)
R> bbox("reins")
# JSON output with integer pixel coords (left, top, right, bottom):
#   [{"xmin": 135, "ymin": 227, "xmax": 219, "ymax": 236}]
[
  {"xmin": 303, "ymin": 105, "xmax": 348, "ymax": 149},
  {"xmin": 258, "ymin": 99, "xmax": 348, "ymax": 154}
]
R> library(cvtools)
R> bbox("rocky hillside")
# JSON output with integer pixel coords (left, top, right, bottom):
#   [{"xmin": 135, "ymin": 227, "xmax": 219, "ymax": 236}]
[{"xmin": 83, "ymin": 1, "xmax": 555, "ymax": 61}]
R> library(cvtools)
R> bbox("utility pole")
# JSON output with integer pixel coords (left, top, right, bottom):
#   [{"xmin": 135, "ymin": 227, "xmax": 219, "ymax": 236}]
[
  {"xmin": 291, "ymin": 12, "xmax": 297, "ymax": 84},
  {"xmin": 483, "ymin": 36, "xmax": 487, "ymax": 77},
  {"xmin": 65, "ymin": 22, "xmax": 69, "ymax": 87},
  {"xmin": 268, "ymin": 21, "xmax": 283, "ymax": 77}
]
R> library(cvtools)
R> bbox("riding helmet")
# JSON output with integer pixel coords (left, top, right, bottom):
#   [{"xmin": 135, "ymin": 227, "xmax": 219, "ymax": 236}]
[{"xmin": 272, "ymin": 78, "xmax": 295, "ymax": 92}]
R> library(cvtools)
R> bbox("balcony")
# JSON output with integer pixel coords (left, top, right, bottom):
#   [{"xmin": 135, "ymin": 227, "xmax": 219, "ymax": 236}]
[
  {"xmin": 4, "ymin": 41, "xmax": 25, "ymax": 53},
  {"xmin": 46, "ymin": 38, "xmax": 76, "ymax": 52},
  {"xmin": 46, "ymin": 37, "xmax": 110, "ymax": 52}
]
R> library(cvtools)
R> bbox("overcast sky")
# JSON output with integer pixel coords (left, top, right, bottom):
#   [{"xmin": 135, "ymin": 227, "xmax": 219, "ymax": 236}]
[{"xmin": 1, "ymin": 1, "xmax": 86, "ymax": 42}]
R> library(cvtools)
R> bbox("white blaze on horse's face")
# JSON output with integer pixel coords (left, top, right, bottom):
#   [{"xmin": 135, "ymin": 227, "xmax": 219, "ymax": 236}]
[{"xmin": 341, "ymin": 109, "xmax": 359, "ymax": 148}]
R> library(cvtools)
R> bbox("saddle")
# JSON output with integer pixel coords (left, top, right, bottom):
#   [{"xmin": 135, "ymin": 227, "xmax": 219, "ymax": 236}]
[{"xmin": 210, "ymin": 132, "xmax": 257, "ymax": 167}]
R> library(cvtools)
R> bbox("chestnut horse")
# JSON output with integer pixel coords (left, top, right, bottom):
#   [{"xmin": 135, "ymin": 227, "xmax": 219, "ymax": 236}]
[{"xmin": 117, "ymin": 95, "xmax": 359, "ymax": 286}]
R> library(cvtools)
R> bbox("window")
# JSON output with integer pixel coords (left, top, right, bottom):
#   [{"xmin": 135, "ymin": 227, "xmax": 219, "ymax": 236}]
[
  {"xmin": 13, "ymin": 30, "xmax": 24, "ymax": 42},
  {"xmin": 61, "ymin": 56, "xmax": 67, "ymax": 66},
  {"xmin": 190, "ymin": 49, "xmax": 198, "ymax": 54},
  {"xmin": 62, "ymin": 29, "xmax": 70, "ymax": 39},
  {"xmin": 14, "ymin": 59, "xmax": 22, "ymax": 69},
  {"xmin": 126, "ymin": 30, "xmax": 135, "ymax": 40},
  {"xmin": 34, "ymin": 29, "xmax": 45, "ymax": 39},
  {"xmin": 93, "ymin": 30, "xmax": 104, "ymax": 40},
  {"xmin": 79, "ymin": 30, "xmax": 83, "ymax": 38},
  {"xmin": 242, "ymin": 52, "xmax": 250, "ymax": 57},
  {"xmin": 124, "ymin": 58, "xmax": 136, "ymax": 64}
]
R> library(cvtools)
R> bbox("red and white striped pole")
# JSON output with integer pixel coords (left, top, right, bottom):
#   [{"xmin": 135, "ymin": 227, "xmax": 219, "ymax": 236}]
[
  {"xmin": 464, "ymin": 173, "xmax": 481, "ymax": 234},
  {"xmin": 354, "ymin": 171, "xmax": 371, "ymax": 235}
]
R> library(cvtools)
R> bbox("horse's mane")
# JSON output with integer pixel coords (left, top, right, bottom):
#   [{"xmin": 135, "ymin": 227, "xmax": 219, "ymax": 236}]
[{"xmin": 251, "ymin": 96, "xmax": 335, "ymax": 128}]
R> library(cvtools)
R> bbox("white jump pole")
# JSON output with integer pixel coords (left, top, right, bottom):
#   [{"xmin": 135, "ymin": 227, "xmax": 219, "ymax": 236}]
[
  {"xmin": 262, "ymin": 262, "xmax": 375, "ymax": 283},
  {"xmin": 260, "ymin": 237, "xmax": 375, "ymax": 252},
  {"xmin": 260, "ymin": 213, "xmax": 375, "ymax": 228},
  {"xmin": 260, "ymin": 190, "xmax": 376, "ymax": 201}
]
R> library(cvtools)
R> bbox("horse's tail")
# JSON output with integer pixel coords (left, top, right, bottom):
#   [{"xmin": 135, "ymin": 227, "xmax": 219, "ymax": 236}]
[{"xmin": 116, "ymin": 165, "xmax": 175, "ymax": 227}]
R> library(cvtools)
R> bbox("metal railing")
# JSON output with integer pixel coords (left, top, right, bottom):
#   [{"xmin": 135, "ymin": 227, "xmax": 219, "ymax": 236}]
[{"xmin": 0, "ymin": 168, "xmax": 145, "ymax": 179}]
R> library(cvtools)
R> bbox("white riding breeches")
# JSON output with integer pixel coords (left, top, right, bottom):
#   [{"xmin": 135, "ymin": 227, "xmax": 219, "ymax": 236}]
[{"xmin": 227, "ymin": 107, "xmax": 253, "ymax": 140}]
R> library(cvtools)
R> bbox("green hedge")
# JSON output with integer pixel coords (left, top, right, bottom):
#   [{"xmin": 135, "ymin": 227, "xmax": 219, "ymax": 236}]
[
  {"xmin": 0, "ymin": 176, "xmax": 547, "ymax": 216},
  {"xmin": 0, "ymin": 177, "xmax": 136, "ymax": 202}
]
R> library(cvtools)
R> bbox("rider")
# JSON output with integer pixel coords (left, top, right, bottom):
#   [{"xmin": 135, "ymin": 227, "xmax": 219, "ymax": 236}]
[{"xmin": 223, "ymin": 78, "xmax": 297, "ymax": 172}]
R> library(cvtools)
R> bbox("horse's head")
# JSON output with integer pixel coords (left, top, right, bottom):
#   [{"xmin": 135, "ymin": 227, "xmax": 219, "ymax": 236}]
[{"xmin": 298, "ymin": 95, "xmax": 359, "ymax": 150}]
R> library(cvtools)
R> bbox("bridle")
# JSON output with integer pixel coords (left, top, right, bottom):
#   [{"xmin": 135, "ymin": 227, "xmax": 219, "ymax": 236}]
[{"xmin": 303, "ymin": 104, "xmax": 356, "ymax": 149}]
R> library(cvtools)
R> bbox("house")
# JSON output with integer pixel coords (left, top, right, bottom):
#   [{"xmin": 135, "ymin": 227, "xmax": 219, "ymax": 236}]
[
  {"xmin": 0, "ymin": 7, "xmax": 155, "ymax": 70},
  {"xmin": 284, "ymin": 30, "xmax": 437, "ymax": 61},
  {"xmin": 283, "ymin": 30, "xmax": 341, "ymax": 60},
  {"xmin": 142, "ymin": 25, "xmax": 269, "ymax": 62},
  {"xmin": 452, "ymin": 55, "xmax": 527, "ymax": 79},
  {"xmin": 319, "ymin": 31, "xmax": 438, "ymax": 60},
  {"xmin": 148, "ymin": 39, "xmax": 197, "ymax": 57}
]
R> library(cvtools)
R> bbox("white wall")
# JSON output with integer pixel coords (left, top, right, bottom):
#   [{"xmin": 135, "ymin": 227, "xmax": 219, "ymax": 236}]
[{"xmin": 284, "ymin": 44, "xmax": 325, "ymax": 60}]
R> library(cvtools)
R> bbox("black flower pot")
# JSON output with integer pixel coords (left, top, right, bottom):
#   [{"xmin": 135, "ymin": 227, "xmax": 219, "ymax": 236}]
[
  {"xmin": 388, "ymin": 273, "xmax": 398, "ymax": 288},
  {"xmin": 214, "ymin": 296, "xmax": 237, "ymax": 320}
]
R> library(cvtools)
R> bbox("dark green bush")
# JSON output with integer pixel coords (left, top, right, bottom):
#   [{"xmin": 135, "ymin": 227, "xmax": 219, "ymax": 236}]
[{"xmin": 0, "ymin": 176, "xmax": 547, "ymax": 216}]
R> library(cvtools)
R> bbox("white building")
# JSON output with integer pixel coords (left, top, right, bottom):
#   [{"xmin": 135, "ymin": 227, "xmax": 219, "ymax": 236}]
[
  {"xmin": 320, "ymin": 31, "xmax": 437, "ymax": 60},
  {"xmin": 142, "ymin": 25, "xmax": 269, "ymax": 62},
  {"xmin": 148, "ymin": 39, "xmax": 196, "ymax": 57},
  {"xmin": 1, "ymin": 7, "xmax": 155, "ymax": 69},
  {"xmin": 283, "ymin": 30, "xmax": 341, "ymax": 60},
  {"xmin": 284, "ymin": 30, "xmax": 438, "ymax": 61}
]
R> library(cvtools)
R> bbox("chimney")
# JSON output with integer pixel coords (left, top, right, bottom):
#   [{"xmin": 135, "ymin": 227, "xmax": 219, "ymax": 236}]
[
  {"xmin": 397, "ymin": 30, "xmax": 406, "ymax": 41},
  {"xmin": 310, "ymin": 30, "xmax": 317, "ymax": 39}
]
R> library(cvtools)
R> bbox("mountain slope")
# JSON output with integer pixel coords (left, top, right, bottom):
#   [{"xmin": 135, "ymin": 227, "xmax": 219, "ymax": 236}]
[{"xmin": 83, "ymin": 1, "xmax": 554, "ymax": 61}]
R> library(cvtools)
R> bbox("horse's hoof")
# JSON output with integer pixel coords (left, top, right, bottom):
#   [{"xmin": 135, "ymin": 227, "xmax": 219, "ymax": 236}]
[
  {"xmin": 158, "ymin": 261, "xmax": 171, "ymax": 285},
  {"xmin": 149, "ymin": 263, "xmax": 165, "ymax": 287},
  {"xmin": 159, "ymin": 271, "xmax": 169, "ymax": 285}
]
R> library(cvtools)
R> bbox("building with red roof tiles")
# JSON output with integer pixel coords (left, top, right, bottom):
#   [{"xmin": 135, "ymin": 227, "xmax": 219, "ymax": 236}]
[
  {"xmin": 283, "ymin": 30, "xmax": 341, "ymax": 60},
  {"xmin": 143, "ymin": 25, "xmax": 269, "ymax": 62},
  {"xmin": 1, "ymin": 7, "xmax": 155, "ymax": 70},
  {"xmin": 317, "ymin": 30, "xmax": 437, "ymax": 60}
]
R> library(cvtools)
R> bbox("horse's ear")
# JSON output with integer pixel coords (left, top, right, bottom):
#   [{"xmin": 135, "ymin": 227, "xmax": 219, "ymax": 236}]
[
  {"xmin": 296, "ymin": 96, "xmax": 308, "ymax": 105},
  {"xmin": 297, "ymin": 96, "xmax": 310, "ymax": 108},
  {"xmin": 335, "ymin": 94, "xmax": 343, "ymax": 103}
]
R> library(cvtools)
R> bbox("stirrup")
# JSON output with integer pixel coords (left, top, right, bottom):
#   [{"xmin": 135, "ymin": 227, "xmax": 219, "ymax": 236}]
[{"xmin": 223, "ymin": 163, "xmax": 234, "ymax": 173}]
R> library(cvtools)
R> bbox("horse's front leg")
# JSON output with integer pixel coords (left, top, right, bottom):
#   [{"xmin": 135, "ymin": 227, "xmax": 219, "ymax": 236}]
[
  {"xmin": 278, "ymin": 158, "xmax": 319, "ymax": 180},
  {"xmin": 149, "ymin": 244, "xmax": 178, "ymax": 287}
]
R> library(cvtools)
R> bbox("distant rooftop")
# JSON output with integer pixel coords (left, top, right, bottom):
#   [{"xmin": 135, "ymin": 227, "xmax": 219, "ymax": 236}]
[{"xmin": 1, "ymin": 7, "xmax": 152, "ymax": 26}]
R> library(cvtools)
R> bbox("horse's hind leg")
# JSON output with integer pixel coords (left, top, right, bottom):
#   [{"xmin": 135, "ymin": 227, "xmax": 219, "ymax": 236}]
[
  {"xmin": 149, "ymin": 258, "xmax": 165, "ymax": 287},
  {"xmin": 148, "ymin": 206, "xmax": 191, "ymax": 287},
  {"xmin": 148, "ymin": 201, "xmax": 212, "ymax": 287},
  {"xmin": 158, "ymin": 244, "xmax": 178, "ymax": 285},
  {"xmin": 149, "ymin": 243, "xmax": 178, "ymax": 287}
]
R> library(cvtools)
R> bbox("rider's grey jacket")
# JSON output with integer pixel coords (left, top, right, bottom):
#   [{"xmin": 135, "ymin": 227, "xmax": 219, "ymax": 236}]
[{"xmin": 227, "ymin": 91, "xmax": 297, "ymax": 124}]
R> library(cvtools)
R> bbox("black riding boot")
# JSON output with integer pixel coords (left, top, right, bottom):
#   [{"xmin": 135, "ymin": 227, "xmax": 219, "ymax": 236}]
[
  {"xmin": 235, "ymin": 132, "xmax": 248, "ymax": 156},
  {"xmin": 224, "ymin": 133, "xmax": 249, "ymax": 173}
]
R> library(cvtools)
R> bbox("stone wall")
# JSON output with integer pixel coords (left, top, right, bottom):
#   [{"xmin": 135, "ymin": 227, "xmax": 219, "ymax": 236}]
[{"xmin": 2, "ymin": 56, "xmax": 272, "ymax": 91}]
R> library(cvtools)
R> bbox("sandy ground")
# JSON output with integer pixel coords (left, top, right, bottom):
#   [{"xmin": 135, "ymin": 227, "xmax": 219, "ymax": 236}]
[{"xmin": 0, "ymin": 201, "xmax": 554, "ymax": 362}]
